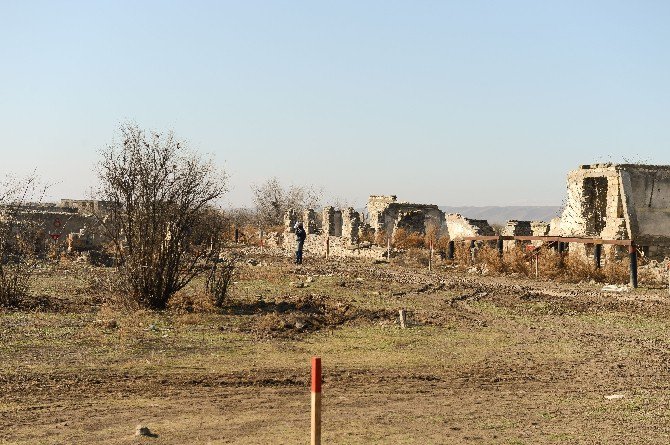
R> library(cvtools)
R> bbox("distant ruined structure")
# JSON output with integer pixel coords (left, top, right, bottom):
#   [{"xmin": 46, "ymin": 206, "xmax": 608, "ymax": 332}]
[
  {"xmin": 278, "ymin": 195, "xmax": 496, "ymax": 259},
  {"xmin": 4, "ymin": 163, "xmax": 670, "ymax": 263},
  {"xmin": 0, "ymin": 199, "xmax": 111, "ymax": 253},
  {"xmin": 275, "ymin": 163, "xmax": 670, "ymax": 262}
]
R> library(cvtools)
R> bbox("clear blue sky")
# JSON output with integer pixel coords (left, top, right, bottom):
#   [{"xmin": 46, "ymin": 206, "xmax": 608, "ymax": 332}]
[{"xmin": 1, "ymin": 1, "xmax": 669, "ymax": 208}]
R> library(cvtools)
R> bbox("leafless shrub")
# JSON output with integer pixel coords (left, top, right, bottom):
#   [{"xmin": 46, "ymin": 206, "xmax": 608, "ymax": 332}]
[
  {"xmin": 0, "ymin": 175, "xmax": 47, "ymax": 307},
  {"xmin": 251, "ymin": 177, "xmax": 322, "ymax": 227},
  {"xmin": 454, "ymin": 240, "xmax": 473, "ymax": 269},
  {"xmin": 477, "ymin": 244, "xmax": 505, "ymax": 274},
  {"xmin": 96, "ymin": 123, "xmax": 228, "ymax": 309},
  {"xmin": 206, "ymin": 254, "xmax": 238, "ymax": 308}
]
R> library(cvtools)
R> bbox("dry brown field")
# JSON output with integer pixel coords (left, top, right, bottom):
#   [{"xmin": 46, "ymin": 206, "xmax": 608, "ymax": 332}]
[{"xmin": 2, "ymin": 249, "xmax": 670, "ymax": 444}]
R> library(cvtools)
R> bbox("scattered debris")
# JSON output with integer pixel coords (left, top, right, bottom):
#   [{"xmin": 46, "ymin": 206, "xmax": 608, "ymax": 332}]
[
  {"xmin": 135, "ymin": 425, "xmax": 158, "ymax": 437},
  {"xmin": 604, "ymin": 394, "xmax": 625, "ymax": 400},
  {"xmin": 601, "ymin": 284, "xmax": 629, "ymax": 293}
]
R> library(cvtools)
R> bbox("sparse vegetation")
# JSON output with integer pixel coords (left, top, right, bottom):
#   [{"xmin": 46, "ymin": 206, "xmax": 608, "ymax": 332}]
[
  {"xmin": 205, "ymin": 254, "xmax": 238, "ymax": 307},
  {"xmin": 251, "ymin": 177, "xmax": 322, "ymax": 227},
  {"xmin": 392, "ymin": 227, "xmax": 425, "ymax": 249},
  {"xmin": 0, "ymin": 175, "xmax": 46, "ymax": 307},
  {"xmin": 3, "ymin": 249, "xmax": 670, "ymax": 444},
  {"xmin": 96, "ymin": 123, "xmax": 228, "ymax": 309}
]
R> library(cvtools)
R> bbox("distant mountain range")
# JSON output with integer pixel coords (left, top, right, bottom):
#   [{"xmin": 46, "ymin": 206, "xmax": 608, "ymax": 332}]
[{"xmin": 439, "ymin": 206, "xmax": 562, "ymax": 225}]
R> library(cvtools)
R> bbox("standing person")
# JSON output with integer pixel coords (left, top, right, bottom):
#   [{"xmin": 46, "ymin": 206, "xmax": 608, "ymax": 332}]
[{"xmin": 294, "ymin": 221, "xmax": 306, "ymax": 264}]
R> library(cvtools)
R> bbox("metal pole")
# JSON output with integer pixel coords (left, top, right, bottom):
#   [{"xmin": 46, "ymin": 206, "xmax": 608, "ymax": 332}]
[
  {"xmin": 594, "ymin": 244, "xmax": 602, "ymax": 269},
  {"xmin": 447, "ymin": 240, "xmax": 455, "ymax": 260},
  {"xmin": 629, "ymin": 244, "xmax": 638, "ymax": 288},
  {"xmin": 234, "ymin": 227, "xmax": 239, "ymax": 244},
  {"xmin": 496, "ymin": 236, "xmax": 503, "ymax": 257},
  {"xmin": 325, "ymin": 236, "xmax": 329, "ymax": 258},
  {"xmin": 387, "ymin": 237, "xmax": 391, "ymax": 260}
]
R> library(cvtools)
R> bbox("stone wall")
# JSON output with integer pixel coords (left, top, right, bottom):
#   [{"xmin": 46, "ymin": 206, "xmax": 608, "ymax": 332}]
[
  {"xmin": 2, "ymin": 205, "xmax": 103, "ymax": 251},
  {"xmin": 367, "ymin": 195, "xmax": 445, "ymax": 237},
  {"xmin": 501, "ymin": 220, "xmax": 532, "ymax": 250},
  {"xmin": 59, "ymin": 199, "xmax": 114, "ymax": 216},
  {"xmin": 446, "ymin": 213, "xmax": 494, "ymax": 240},
  {"xmin": 555, "ymin": 164, "xmax": 670, "ymax": 259},
  {"xmin": 303, "ymin": 209, "xmax": 317, "ymax": 234},
  {"xmin": 341, "ymin": 208, "xmax": 361, "ymax": 244}
]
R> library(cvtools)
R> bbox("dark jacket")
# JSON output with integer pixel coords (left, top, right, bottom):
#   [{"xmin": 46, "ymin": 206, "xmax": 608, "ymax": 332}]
[{"xmin": 295, "ymin": 226, "xmax": 306, "ymax": 242}]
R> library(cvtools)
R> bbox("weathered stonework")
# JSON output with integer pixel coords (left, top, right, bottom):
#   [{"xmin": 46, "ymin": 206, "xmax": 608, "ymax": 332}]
[
  {"xmin": 445, "ymin": 213, "xmax": 494, "ymax": 240},
  {"xmin": 273, "ymin": 164, "xmax": 670, "ymax": 262},
  {"xmin": 557, "ymin": 163, "xmax": 670, "ymax": 260},
  {"xmin": 501, "ymin": 220, "xmax": 533, "ymax": 250},
  {"xmin": 1, "ymin": 200, "xmax": 108, "ymax": 252},
  {"xmin": 367, "ymin": 195, "xmax": 445, "ymax": 237},
  {"xmin": 284, "ymin": 209, "xmax": 298, "ymax": 233},
  {"xmin": 341, "ymin": 207, "xmax": 361, "ymax": 244},
  {"xmin": 394, "ymin": 210, "xmax": 428, "ymax": 235},
  {"xmin": 322, "ymin": 206, "xmax": 343, "ymax": 236},
  {"xmin": 303, "ymin": 209, "xmax": 317, "ymax": 235}
]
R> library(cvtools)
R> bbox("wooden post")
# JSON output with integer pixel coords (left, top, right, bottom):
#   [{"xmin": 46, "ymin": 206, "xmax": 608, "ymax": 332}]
[
  {"xmin": 629, "ymin": 244, "xmax": 638, "ymax": 288},
  {"xmin": 311, "ymin": 357, "xmax": 322, "ymax": 445},
  {"xmin": 447, "ymin": 240, "xmax": 455, "ymax": 260},
  {"xmin": 260, "ymin": 229, "xmax": 264, "ymax": 253},
  {"xmin": 470, "ymin": 240, "xmax": 476, "ymax": 264},
  {"xmin": 429, "ymin": 241, "xmax": 433, "ymax": 271},
  {"xmin": 387, "ymin": 237, "xmax": 391, "ymax": 260},
  {"xmin": 399, "ymin": 309, "xmax": 407, "ymax": 329},
  {"xmin": 535, "ymin": 252, "xmax": 539, "ymax": 278},
  {"xmin": 496, "ymin": 236, "xmax": 503, "ymax": 257},
  {"xmin": 594, "ymin": 244, "xmax": 602, "ymax": 269},
  {"xmin": 325, "ymin": 236, "xmax": 329, "ymax": 258},
  {"xmin": 234, "ymin": 227, "xmax": 239, "ymax": 244}
]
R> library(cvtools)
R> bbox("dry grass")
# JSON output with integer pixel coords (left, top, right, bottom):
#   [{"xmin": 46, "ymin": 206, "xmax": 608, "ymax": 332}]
[
  {"xmin": 4, "ymin": 254, "xmax": 670, "ymax": 444},
  {"xmin": 392, "ymin": 228, "xmax": 425, "ymax": 249},
  {"xmin": 469, "ymin": 244, "xmax": 631, "ymax": 284},
  {"xmin": 453, "ymin": 240, "xmax": 474, "ymax": 269}
]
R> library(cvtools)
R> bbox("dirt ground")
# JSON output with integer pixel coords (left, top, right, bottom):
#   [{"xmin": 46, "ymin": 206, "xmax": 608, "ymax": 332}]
[{"xmin": 2, "ymin": 249, "xmax": 670, "ymax": 444}]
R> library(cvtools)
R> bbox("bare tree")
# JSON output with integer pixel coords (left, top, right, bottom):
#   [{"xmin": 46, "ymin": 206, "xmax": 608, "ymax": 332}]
[
  {"xmin": 251, "ymin": 177, "xmax": 322, "ymax": 227},
  {"xmin": 97, "ymin": 123, "xmax": 228, "ymax": 309},
  {"xmin": 0, "ymin": 175, "xmax": 47, "ymax": 306}
]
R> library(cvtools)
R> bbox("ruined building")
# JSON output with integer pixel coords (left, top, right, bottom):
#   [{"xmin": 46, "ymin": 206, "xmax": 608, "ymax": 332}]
[
  {"xmin": 551, "ymin": 163, "xmax": 670, "ymax": 259},
  {"xmin": 0, "ymin": 199, "xmax": 111, "ymax": 253},
  {"xmin": 277, "ymin": 195, "xmax": 497, "ymax": 258}
]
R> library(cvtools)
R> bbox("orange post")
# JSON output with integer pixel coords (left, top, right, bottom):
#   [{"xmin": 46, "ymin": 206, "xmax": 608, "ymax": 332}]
[{"xmin": 311, "ymin": 357, "xmax": 322, "ymax": 445}]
